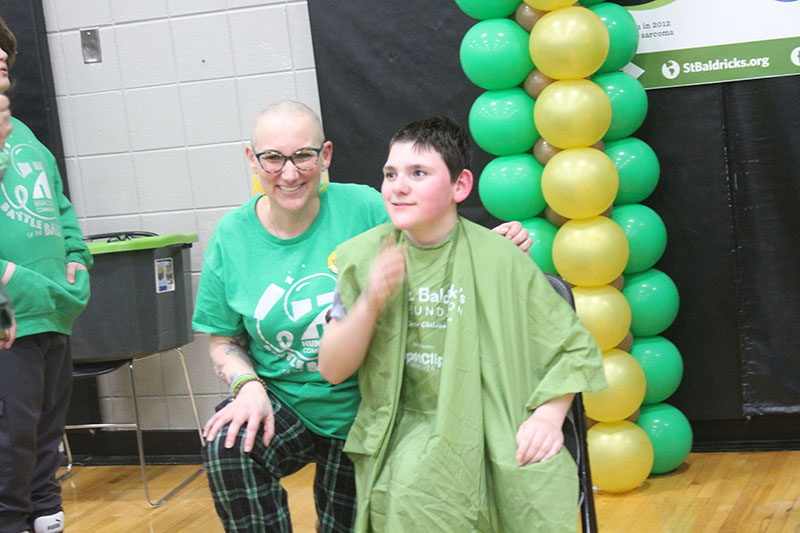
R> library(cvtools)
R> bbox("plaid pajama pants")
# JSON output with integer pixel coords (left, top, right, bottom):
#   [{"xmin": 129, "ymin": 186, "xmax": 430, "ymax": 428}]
[{"xmin": 202, "ymin": 393, "xmax": 357, "ymax": 532}]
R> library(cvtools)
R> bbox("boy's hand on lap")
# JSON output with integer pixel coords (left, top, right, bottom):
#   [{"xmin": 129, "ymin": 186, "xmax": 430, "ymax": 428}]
[{"xmin": 515, "ymin": 413, "xmax": 564, "ymax": 466}]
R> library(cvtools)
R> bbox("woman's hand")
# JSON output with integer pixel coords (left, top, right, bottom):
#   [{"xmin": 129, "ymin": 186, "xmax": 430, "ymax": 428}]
[
  {"xmin": 203, "ymin": 380, "xmax": 274, "ymax": 453},
  {"xmin": 492, "ymin": 221, "xmax": 532, "ymax": 255}
]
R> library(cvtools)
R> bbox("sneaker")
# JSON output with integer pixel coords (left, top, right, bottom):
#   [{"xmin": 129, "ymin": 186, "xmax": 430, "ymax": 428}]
[{"xmin": 32, "ymin": 511, "xmax": 64, "ymax": 533}]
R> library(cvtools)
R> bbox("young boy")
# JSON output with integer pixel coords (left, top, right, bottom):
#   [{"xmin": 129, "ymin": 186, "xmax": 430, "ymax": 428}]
[{"xmin": 319, "ymin": 117, "xmax": 606, "ymax": 532}]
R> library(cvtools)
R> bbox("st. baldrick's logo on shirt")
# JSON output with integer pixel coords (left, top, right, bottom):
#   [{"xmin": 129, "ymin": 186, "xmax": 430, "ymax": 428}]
[
  {"xmin": 0, "ymin": 141, "xmax": 61, "ymax": 237},
  {"xmin": 253, "ymin": 271, "xmax": 335, "ymax": 373},
  {"xmin": 408, "ymin": 284, "xmax": 466, "ymax": 324}
]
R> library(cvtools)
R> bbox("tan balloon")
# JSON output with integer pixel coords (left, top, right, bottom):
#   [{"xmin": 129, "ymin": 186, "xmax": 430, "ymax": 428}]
[
  {"xmin": 524, "ymin": 69, "xmax": 554, "ymax": 99},
  {"xmin": 533, "ymin": 137, "xmax": 562, "ymax": 166},
  {"xmin": 515, "ymin": 3, "xmax": 547, "ymax": 32},
  {"xmin": 615, "ymin": 330, "xmax": 634, "ymax": 352},
  {"xmin": 609, "ymin": 273, "xmax": 625, "ymax": 291},
  {"xmin": 544, "ymin": 205, "xmax": 568, "ymax": 227}
]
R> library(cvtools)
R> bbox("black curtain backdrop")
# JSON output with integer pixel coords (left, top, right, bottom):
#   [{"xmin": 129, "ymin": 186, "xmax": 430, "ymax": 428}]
[
  {"xmin": 0, "ymin": 0, "xmax": 68, "ymax": 195},
  {"xmin": 308, "ymin": 1, "xmax": 800, "ymax": 448}
]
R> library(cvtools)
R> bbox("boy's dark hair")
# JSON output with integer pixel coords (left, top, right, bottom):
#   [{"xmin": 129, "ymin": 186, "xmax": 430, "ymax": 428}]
[
  {"xmin": 389, "ymin": 116, "xmax": 472, "ymax": 182},
  {"xmin": 0, "ymin": 15, "xmax": 17, "ymax": 70}
]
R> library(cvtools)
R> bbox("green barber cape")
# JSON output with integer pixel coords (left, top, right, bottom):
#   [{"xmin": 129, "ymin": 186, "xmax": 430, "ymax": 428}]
[{"xmin": 335, "ymin": 219, "xmax": 607, "ymax": 532}]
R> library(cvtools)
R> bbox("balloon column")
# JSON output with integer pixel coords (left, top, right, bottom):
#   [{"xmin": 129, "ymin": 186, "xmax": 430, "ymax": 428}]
[{"xmin": 455, "ymin": 0, "xmax": 691, "ymax": 492}]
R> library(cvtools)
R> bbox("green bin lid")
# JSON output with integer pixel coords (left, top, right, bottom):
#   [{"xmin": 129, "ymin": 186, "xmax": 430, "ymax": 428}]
[{"xmin": 87, "ymin": 233, "xmax": 198, "ymax": 255}]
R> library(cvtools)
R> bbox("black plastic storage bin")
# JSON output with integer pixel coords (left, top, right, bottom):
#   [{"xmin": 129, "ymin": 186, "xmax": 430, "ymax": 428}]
[{"xmin": 71, "ymin": 232, "xmax": 198, "ymax": 362}]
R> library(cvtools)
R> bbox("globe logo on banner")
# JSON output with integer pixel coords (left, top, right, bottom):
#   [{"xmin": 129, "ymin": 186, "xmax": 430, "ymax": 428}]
[
  {"xmin": 792, "ymin": 47, "xmax": 800, "ymax": 67},
  {"xmin": 661, "ymin": 60, "xmax": 680, "ymax": 80}
]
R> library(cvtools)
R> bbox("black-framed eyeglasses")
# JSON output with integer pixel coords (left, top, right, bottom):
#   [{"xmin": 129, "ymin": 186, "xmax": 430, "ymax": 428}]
[{"xmin": 254, "ymin": 146, "xmax": 324, "ymax": 173}]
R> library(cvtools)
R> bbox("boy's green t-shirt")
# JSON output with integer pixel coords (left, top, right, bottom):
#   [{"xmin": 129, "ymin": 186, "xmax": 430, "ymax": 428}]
[
  {"xmin": 192, "ymin": 183, "xmax": 388, "ymax": 439},
  {"xmin": 399, "ymin": 230, "xmax": 457, "ymax": 412}
]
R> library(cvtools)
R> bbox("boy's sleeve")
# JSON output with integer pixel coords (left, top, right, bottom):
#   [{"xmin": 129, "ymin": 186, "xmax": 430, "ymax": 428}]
[{"xmin": 522, "ymin": 266, "xmax": 607, "ymax": 411}]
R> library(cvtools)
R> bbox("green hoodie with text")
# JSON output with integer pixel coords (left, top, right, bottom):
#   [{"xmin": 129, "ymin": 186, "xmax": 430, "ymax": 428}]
[{"xmin": 0, "ymin": 117, "xmax": 91, "ymax": 338}]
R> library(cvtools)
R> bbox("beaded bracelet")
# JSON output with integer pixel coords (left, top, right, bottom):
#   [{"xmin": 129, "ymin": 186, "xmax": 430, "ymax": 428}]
[{"xmin": 231, "ymin": 373, "xmax": 267, "ymax": 398}]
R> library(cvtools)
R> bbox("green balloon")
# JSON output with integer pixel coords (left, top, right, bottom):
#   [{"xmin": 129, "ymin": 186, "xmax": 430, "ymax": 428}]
[
  {"xmin": 479, "ymin": 154, "xmax": 545, "ymax": 222},
  {"xmin": 469, "ymin": 88, "xmax": 538, "ymax": 156},
  {"xmin": 579, "ymin": 0, "xmax": 605, "ymax": 5},
  {"xmin": 636, "ymin": 403, "xmax": 693, "ymax": 474},
  {"xmin": 611, "ymin": 204, "xmax": 667, "ymax": 274},
  {"xmin": 460, "ymin": 19, "xmax": 534, "ymax": 91},
  {"xmin": 593, "ymin": 71, "xmax": 648, "ymax": 141},
  {"xmin": 631, "ymin": 336, "xmax": 684, "ymax": 404},
  {"xmin": 455, "ymin": 0, "xmax": 521, "ymax": 20},
  {"xmin": 521, "ymin": 217, "xmax": 557, "ymax": 274},
  {"xmin": 622, "ymin": 268, "xmax": 679, "ymax": 337},
  {"xmin": 590, "ymin": 3, "xmax": 640, "ymax": 74},
  {"xmin": 605, "ymin": 137, "xmax": 660, "ymax": 204}
]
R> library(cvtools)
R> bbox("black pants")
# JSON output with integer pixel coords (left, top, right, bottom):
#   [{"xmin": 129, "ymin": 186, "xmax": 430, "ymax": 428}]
[{"xmin": 0, "ymin": 333, "xmax": 72, "ymax": 533}]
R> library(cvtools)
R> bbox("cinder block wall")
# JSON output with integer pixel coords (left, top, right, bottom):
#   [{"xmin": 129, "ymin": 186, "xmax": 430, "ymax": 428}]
[{"xmin": 42, "ymin": 0, "xmax": 321, "ymax": 429}]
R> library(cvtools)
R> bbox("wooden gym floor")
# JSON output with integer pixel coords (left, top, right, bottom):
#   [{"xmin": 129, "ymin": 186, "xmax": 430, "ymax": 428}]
[{"xmin": 60, "ymin": 450, "xmax": 800, "ymax": 532}]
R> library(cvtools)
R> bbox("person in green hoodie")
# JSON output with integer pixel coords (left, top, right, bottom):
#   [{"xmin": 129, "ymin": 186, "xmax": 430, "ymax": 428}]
[
  {"xmin": 0, "ymin": 15, "xmax": 92, "ymax": 533},
  {"xmin": 319, "ymin": 116, "xmax": 607, "ymax": 532}
]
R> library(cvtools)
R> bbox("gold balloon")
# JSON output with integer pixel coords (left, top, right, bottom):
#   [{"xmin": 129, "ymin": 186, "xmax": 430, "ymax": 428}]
[
  {"xmin": 534, "ymin": 79, "xmax": 611, "ymax": 149},
  {"xmin": 524, "ymin": 69, "xmax": 555, "ymax": 100},
  {"xmin": 552, "ymin": 216, "xmax": 629, "ymax": 287},
  {"xmin": 572, "ymin": 285, "xmax": 631, "ymax": 350},
  {"xmin": 529, "ymin": 7, "xmax": 610, "ymax": 80},
  {"xmin": 533, "ymin": 137, "xmax": 561, "ymax": 166},
  {"xmin": 583, "ymin": 349, "xmax": 646, "ymax": 422},
  {"xmin": 587, "ymin": 421, "xmax": 654, "ymax": 493},
  {"xmin": 541, "ymin": 147, "xmax": 619, "ymax": 220},
  {"xmin": 515, "ymin": 3, "xmax": 547, "ymax": 32},
  {"xmin": 524, "ymin": 0, "xmax": 577, "ymax": 11}
]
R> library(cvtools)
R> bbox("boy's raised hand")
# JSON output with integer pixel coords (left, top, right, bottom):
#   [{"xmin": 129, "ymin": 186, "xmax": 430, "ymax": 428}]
[{"xmin": 365, "ymin": 233, "xmax": 407, "ymax": 314}]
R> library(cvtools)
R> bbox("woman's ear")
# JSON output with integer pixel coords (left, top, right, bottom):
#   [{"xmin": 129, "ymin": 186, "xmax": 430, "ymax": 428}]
[
  {"xmin": 453, "ymin": 169, "xmax": 473, "ymax": 203},
  {"xmin": 321, "ymin": 140, "xmax": 333, "ymax": 170},
  {"xmin": 245, "ymin": 145, "xmax": 260, "ymax": 173}
]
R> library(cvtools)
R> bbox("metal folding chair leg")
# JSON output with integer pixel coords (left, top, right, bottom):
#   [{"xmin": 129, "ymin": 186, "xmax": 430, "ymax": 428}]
[
  {"xmin": 130, "ymin": 347, "xmax": 205, "ymax": 507},
  {"xmin": 59, "ymin": 347, "xmax": 205, "ymax": 507}
]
